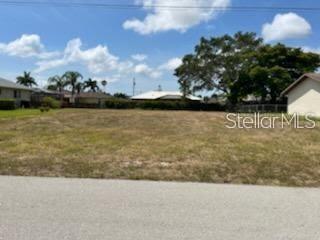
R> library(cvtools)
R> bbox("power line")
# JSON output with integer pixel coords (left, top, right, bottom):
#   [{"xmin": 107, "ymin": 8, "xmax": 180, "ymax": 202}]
[{"xmin": 0, "ymin": 0, "xmax": 320, "ymax": 12}]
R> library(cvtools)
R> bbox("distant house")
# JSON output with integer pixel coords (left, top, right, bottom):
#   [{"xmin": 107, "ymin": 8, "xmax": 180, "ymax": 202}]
[
  {"xmin": 63, "ymin": 92, "xmax": 111, "ymax": 107},
  {"xmin": 76, "ymin": 92, "xmax": 111, "ymax": 104},
  {"xmin": 0, "ymin": 77, "xmax": 33, "ymax": 107},
  {"xmin": 207, "ymin": 95, "xmax": 227, "ymax": 105},
  {"xmin": 131, "ymin": 91, "xmax": 202, "ymax": 101},
  {"xmin": 281, "ymin": 73, "xmax": 320, "ymax": 116}
]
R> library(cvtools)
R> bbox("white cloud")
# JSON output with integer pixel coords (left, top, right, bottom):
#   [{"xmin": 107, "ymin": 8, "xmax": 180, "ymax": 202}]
[
  {"xmin": 302, "ymin": 46, "xmax": 320, "ymax": 54},
  {"xmin": 262, "ymin": 13, "xmax": 312, "ymax": 42},
  {"xmin": 134, "ymin": 63, "xmax": 162, "ymax": 78},
  {"xmin": 123, "ymin": 0, "xmax": 231, "ymax": 34},
  {"xmin": 35, "ymin": 38, "xmax": 119, "ymax": 73},
  {"xmin": 6, "ymin": 34, "xmax": 180, "ymax": 81},
  {"xmin": 159, "ymin": 57, "xmax": 182, "ymax": 70},
  {"xmin": 117, "ymin": 60, "xmax": 135, "ymax": 74},
  {"xmin": 131, "ymin": 54, "xmax": 148, "ymax": 61},
  {"xmin": 35, "ymin": 38, "xmax": 162, "ymax": 79},
  {"xmin": 0, "ymin": 34, "xmax": 59, "ymax": 59}
]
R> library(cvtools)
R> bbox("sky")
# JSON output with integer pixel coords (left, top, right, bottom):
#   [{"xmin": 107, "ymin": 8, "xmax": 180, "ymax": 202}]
[{"xmin": 0, "ymin": 0, "xmax": 319, "ymax": 95}]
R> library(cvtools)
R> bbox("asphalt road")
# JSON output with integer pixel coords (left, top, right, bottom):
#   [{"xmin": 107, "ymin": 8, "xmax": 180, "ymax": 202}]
[{"xmin": 0, "ymin": 176, "xmax": 320, "ymax": 240}]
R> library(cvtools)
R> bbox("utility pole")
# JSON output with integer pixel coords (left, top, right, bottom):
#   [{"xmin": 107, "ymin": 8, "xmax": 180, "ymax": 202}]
[{"xmin": 132, "ymin": 77, "xmax": 136, "ymax": 96}]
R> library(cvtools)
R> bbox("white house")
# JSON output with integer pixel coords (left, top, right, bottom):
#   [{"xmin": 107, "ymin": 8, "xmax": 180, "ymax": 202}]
[
  {"xmin": 281, "ymin": 73, "xmax": 320, "ymax": 116},
  {"xmin": 131, "ymin": 91, "xmax": 202, "ymax": 101},
  {"xmin": 0, "ymin": 77, "xmax": 33, "ymax": 107}
]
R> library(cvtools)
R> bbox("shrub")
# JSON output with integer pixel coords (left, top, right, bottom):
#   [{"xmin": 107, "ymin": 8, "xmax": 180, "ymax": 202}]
[
  {"xmin": 105, "ymin": 98, "xmax": 137, "ymax": 109},
  {"xmin": 104, "ymin": 99, "xmax": 225, "ymax": 111},
  {"xmin": 0, "ymin": 99, "xmax": 16, "ymax": 110},
  {"xmin": 39, "ymin": 106, "xmax": 50, "ymax": 112},
  {"xmin": 136, "ymin": 100, "xmax": 187, "ymax": 110},
  {"xmin": 42, "ymin": 97, "xmax": 61, "ymax": 109}
]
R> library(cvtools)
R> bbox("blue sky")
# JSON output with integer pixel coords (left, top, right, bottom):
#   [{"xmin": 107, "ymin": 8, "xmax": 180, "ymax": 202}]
[{"xmin": 0, "ymin": 0, "xmax": 319, "ymax": 95}]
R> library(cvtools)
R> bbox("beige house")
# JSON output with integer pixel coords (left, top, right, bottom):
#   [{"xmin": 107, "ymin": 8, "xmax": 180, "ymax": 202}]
[
  {"xmin": 63, "ymin": 92, "xmax": 111, "ymax": 107},
  {"xmin": 76, "ymin": 92, "xmax": 111, "ymax": 105},
  {"xmin": 281, "ymin": 73, "xmax": 320, "ymax": 116},
  {"xmin": 0, "ymin": 77, "xmax": 33, "ymax": 107}
]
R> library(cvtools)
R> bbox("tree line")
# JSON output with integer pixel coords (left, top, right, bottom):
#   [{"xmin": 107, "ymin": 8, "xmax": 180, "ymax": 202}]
[
  {"xmin": 16, "ymin": 71, "xmax": 108, "ymax": 94},
  {"xmin": 175, "ymin": 32, "xmax": 320, "ymax": 104},
  {"xmin": 15, "ymin": 71, "xmax": 131, "ymax": 99}
]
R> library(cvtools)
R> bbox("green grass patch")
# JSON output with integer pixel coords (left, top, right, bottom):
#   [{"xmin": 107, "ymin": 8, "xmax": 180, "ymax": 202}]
[{"xmin": 0, "ymin": 109, "xmax": 52, "ymax": 119}]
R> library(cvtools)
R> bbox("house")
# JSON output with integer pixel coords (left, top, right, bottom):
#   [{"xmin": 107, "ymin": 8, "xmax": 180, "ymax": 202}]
[
  {"xmin": 131, "ymin": 91, "xmax": 202, "ymax": 101},
  {"xmin": 63, "ymin": 91, "xmax": 111, "ymax": 107},
  {"xmin": 281, "ymin": 73, "xmax": 320, "ymax": 116},
  {"xmin": 207, "ymin": 95, "xmax": 227, "ymax": 105},
  {"xmin": 0, "ymin": 77, "xmax": 33, "ymax": 107},
  {"xmin": 75, "ymin": 92, "xmax": 111, "ymax": 105}
]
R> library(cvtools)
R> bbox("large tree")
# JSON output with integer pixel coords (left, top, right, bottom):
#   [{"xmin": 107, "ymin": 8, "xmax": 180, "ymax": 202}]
[
  {"xmin": 62, "ymin": 71, "xmax": 83, "ymax": 95},
  {"xmin": 175, "ymin": 32, "xmax": 320, "ymax": 104},
  {"xmin": 248, "ymin": 44, "xmax": 320, "ymax": 103},
  {"xmin": 175, "ymin": 32, "xmax": 263, "ymax": 103},
  {"xmin": 75, "ymin": 82, "xmax": 84, "ymax": 94},
  {"xmin": 84, "ymin": 78, "xmax": 99, "ymax": 92},
  {"xmin": 48, "ymin": 75, "xmax": 66, "ymax": 93},
  {"xmin": 16, "ymin": 71, "xmax": 37, "ymax": 87}
]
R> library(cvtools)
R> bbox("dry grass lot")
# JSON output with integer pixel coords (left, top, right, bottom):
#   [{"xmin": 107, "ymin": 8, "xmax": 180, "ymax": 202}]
[{"xmin": 1, "ymin": 109, "xmax": 320, "ymax": 187}]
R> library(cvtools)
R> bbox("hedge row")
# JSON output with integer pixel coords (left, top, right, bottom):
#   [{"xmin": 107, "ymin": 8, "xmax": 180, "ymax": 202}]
[
  {"xmin": 0, "ymin": 99, "xmax": 16, "ymax": 110},
  {"xmin": 104, "ymin": 99, "xmax": 225, "ymax": 111}
]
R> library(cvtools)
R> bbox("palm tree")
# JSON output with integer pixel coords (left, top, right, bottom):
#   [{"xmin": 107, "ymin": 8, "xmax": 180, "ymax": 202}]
[
  {"xmin": 16, "ymin": 71, "xmax": 37, "ymax": 87},
  {"xmin": 101, "ymin": 80, "xmax": 107, "ymax": 93},
  {"xmin": 75, "ymin": 82, "xmax": 84, "ymax": 94},
  {"xmin": 62, "ymin": 71, "xmax": 83, "ymax": 95},
  {"xmin": 48, "ymin": 75, "xmax": 66, "ymax": 93},
  {"xmin": 84, "ymin": 78, "xmax": 99, "ymax": 92}
]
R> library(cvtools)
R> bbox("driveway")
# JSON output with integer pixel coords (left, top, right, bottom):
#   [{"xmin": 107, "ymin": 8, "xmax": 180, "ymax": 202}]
[{"xmin": 0, "ymin": 176, "xmax": 320, "ymax": 240}]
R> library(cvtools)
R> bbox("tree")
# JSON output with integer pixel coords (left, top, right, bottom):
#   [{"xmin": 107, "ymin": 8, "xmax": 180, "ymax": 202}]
[
  {"xmin": 75, "ymin": 82, "xmax": 84, "ymax": 94},
  {"xmin": 16, "ymin": 71, "xmax": 37, "ymax": 87},
  {"xmin": 247, "ymin": 44, "xmax": 320, "ymax": 103},
  {"xmin": 175, "ymin": 32, "xmax": 320, "ymax": 104},
  {"xmin": 175, "ymin": 32, "xmax": 263, "ymax": 103},
  {"xmin": 62, "ymin": 71, "xmax": 83, "ymax": 95},
  {"xmin": 101, "ymin": 80, "xmax": 107, "ymax": 93},
  {"xmin": 175, "ymin": 54, "xmax": 196, "ymax": 97},
  {"xmin": 113, "ymin": 92, "xmax": 129, "ymax": 99},
  {"xmin": 48, "ymin": 75, "xmax": 66, "ymax": 93},
  {"xmin": 84, "ymin": 78, "xmax": 99, "ymax": 92}
]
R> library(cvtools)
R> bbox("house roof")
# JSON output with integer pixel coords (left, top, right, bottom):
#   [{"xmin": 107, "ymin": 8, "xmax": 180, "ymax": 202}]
[
  {"xmin": 281, "ymin": 73, "xmax": 320, "ymax": 96},
  {"xmin": 0, "ymin": 77, "xmax": 33, "ymax": 91},
  {"xmin": 32, "ymin": 88, "xmax": 61, "ymax": 94},
  {"xmin": 131, "ymin": 91, "xmax": 202, "ymax": 101}
]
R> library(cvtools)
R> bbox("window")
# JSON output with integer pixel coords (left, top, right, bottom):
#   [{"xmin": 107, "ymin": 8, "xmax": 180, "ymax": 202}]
[{"xmin": 14, "ymin": 90, "xmax": 21, "ymax": 99}]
